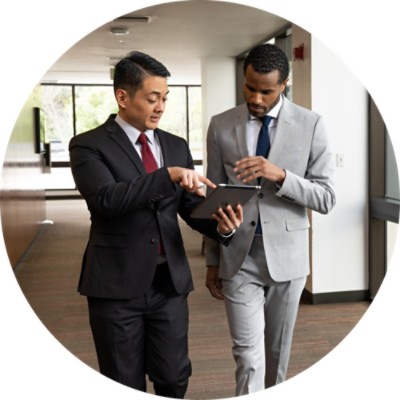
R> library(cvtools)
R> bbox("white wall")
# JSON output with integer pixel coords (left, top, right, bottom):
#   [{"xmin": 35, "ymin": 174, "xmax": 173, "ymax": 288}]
[
  {"xmin": 310, "ymin": 37, "xmax": 368, "ymax": 294},
  {"xmin": 291, "ymin": 25, "xmax": 369, "ymax": 295},
  {"xmin": 201, "ymin": 57, "xmax": 237, "ymax": 170}
]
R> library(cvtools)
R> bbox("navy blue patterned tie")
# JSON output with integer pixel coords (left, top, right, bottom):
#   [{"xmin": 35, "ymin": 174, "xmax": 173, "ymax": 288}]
[
  {"xmin": 255, "ymin": 115, "xmax": 272, "ymax": 235},
  {"xmin": 256, "ymin": 115, "xmax": 273, "ymax": 159}
]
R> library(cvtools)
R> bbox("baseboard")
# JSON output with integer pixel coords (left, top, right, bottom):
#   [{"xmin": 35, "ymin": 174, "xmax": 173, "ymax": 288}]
[
  {"xmin": 301, "ymin": 288, "xmax": 371, "ymax": 304},
  {"xmin": 45, "ymin": 189, "xmax": 82, "ymax": 200}
]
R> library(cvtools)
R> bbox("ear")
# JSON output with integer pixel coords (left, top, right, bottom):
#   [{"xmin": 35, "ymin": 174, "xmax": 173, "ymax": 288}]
[
  {"xmin": 115, "ymin": 89, "xmax": 128, "ymax": 108},
  {"xmin": 280, "ymin": 78, "xmax": 289, "ymax": 93}
]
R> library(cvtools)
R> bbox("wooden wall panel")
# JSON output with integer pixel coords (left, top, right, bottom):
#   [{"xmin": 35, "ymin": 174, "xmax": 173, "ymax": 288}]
[{"xmin": 1, "ymin": 87, "xmax": 46, "ymax": 268}]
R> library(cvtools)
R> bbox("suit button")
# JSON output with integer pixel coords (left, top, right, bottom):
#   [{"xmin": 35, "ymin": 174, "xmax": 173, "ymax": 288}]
[
  {"xmin": 258, "ymin": 193, "xmax": 264, "ymax": 199},
  {"xmin": 151, "ymin": 238, "xmax": 159, "ymax": 244},
  {"xmin": 251, "ymin": 221, "xmax": 256, "ymax": 226}
]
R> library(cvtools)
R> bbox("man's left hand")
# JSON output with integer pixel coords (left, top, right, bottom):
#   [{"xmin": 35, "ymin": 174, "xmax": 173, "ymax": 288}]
[
  {"xmin": 212, "ymin": 204, "xmax": 243, "ymax": 235},
  {"xmin": 234, "ymin": 156, "xmax": 286, "ymax": 185}
]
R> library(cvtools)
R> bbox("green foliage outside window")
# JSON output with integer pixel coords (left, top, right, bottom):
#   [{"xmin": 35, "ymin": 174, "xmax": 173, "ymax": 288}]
[{"xmin": 75, "ymin": 86, "xmax": 118, "ymax": 134}]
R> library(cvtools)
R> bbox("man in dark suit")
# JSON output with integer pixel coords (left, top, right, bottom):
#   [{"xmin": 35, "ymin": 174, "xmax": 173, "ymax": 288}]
[{"xmin": 69, "ymin": 51, "xmax": 242, "ymax": 398}]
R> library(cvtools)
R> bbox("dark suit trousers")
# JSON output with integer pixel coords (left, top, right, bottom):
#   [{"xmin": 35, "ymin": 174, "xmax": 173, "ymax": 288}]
[{"xmin": 87, "ymin": 264, "xmax": 191, "ymax": 398}]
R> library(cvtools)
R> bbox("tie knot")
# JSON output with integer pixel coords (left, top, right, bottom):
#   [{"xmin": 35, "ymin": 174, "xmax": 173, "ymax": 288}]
[
  {"xmin": 262, "ymin": 115, "xmax": 273, "ymax": 126},
  {"xmin": 137, "ymin": 132, "xmax": 148, "ymax": 145}
]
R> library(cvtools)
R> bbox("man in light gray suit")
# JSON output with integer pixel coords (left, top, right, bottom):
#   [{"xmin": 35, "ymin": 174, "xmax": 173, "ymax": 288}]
[{"xmin": 205, "ymin": 43, "xmax": 336, "ymax": 395}]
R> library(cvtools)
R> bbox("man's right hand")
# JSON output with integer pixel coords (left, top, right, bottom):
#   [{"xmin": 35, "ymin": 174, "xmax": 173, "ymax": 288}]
[
  {"xmin": 167, "ymin": 167, "xmax": 216, "ymax": 196},
  {"xmin": 206, "ymin": 265, "xmax": 224, "ymax": 300}
]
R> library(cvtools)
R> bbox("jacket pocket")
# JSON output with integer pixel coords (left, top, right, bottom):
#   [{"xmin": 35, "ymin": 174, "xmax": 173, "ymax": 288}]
[
  {"xmin": 285, "ymin": 218, "xmax": 310, "ymax": 231},
  {"xmin": 93, "ymin": 233, "xmax": 129, "ymax": 248}
]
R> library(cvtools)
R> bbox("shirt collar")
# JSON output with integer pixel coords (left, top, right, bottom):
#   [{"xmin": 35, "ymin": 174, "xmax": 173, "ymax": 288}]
[{"xmin": 115, "ymin": 113, "xmax": 155, "ymax": 144}]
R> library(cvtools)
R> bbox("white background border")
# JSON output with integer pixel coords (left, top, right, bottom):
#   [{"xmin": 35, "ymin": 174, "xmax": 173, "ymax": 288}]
[{"xmin": 0, "ymin": 1, "xmax": 399, "ymax": 399}]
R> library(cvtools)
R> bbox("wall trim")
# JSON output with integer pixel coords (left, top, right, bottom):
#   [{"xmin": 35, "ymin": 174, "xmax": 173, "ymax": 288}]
[{"xmin": 45, "ymin": 190, "xmax": 82, "ymax": 200}]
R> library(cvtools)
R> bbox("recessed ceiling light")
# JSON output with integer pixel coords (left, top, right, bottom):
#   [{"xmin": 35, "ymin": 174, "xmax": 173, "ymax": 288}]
[{"xmin": 109, "ymin": 27, "xmax": 130, "ymax": 36}]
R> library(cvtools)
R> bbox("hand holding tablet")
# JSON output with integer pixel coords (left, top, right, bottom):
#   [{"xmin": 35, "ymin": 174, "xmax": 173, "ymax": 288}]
[{"xmin": 191, "ymin": 184, "xmax": 261, "ymax": 219}]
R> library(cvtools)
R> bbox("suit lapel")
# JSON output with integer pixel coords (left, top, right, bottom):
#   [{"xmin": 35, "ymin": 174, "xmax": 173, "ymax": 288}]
[
  {"xmin": 156, "ymin": 129, "xmax": 171, "ymax": 167},
  {"xmin": 268, "ymin": 98, "xmax": 294, "ymax": 164},
  {"xmin": 106, "ymin": 116, "xmax": 146, "ymax": 174},
  {"xmin": 235, "ymin": 104, "xmax": 251, "ymax": 160}
]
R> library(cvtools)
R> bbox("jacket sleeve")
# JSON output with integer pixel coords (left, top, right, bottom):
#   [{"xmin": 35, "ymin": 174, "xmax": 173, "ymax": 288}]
[{"xmin": 276, "ymin": 115, "xmax": 336, "ymax": 214}]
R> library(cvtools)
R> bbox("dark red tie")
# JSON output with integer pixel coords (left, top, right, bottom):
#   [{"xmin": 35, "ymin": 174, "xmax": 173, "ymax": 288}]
[
  {"xmin": 137, "ymin": 132, "xmax": 158, "ymax": 172},
  {"xmin": 137, "ymin": 132, "xmax": 165, "ymax": 255}
]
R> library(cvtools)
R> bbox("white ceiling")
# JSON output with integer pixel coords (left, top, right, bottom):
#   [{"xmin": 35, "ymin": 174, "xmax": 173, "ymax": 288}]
[{"xmin": 41, "ymin": 1, "xmax": 290, "ymax": 85}]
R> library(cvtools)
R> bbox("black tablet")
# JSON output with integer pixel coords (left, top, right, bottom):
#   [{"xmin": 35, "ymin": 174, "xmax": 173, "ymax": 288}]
[{"xmin": 191, "ymin": 184, "xmax": 261, "ymax": 219}]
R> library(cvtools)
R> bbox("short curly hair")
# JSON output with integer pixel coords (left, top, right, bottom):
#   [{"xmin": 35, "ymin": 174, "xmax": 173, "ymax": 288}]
[{"xmin": 243, "ymin": 43, "xmax": 289, "ymax": 84}]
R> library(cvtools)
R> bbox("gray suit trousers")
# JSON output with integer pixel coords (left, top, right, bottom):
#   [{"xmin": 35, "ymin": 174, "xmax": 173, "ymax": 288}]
[{"xmin": 222, "ymin": 236, "xmax": 306, "ymax": 395}]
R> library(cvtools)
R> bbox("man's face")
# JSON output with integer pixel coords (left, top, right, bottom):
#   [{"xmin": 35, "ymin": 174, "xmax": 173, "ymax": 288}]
[
  {"xmin": 116, "ymin": 75, "xmax": 169, "ymax": 131},
  {"xmin": 243, "ymin": 64, "xmax": 288, "ymax": 119}
]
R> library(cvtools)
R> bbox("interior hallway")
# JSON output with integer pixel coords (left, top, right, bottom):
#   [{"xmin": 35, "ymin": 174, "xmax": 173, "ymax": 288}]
[{"xmin": 13, "ymin": 198, "xmax": 369, "ymax": 399}]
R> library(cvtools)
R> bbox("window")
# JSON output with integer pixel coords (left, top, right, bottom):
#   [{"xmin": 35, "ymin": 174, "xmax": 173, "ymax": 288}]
[
  {"xmin": 385, "ymin": 131, "xmax": 399, "ymax": 270},
  {"xmin": 158, "ymin": 86, "xmax": 203, "ymax": 162},
  {"xmin": 41, "ymin": 85, "xmax": 73, "ymax": 163},
  {"xmin": 187, "ymin": 86, "xmax": 203, "ymax": 162},
  {"xmin": 369, "ymin": 96, "xmax": 400, "ymax": 298},
  {"xmin": 40, "ymin": 84, "xmax": 202, "ymax": 189},
  {"xmin": 74, "ymin": 86, "xmax": 118, "ymax": 136},
  {"xmin": 159, "ymin": 87, "xmax": 187, "ymax": 140},
  {"xmin": 385, "ymin": 132, "xmax": 400, "ymax": 201}
]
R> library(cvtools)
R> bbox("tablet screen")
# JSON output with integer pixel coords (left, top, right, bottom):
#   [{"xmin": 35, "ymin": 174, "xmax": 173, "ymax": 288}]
[{"xmin": 190, "ymin": 184, "xmax": 260, "ymax": 219}]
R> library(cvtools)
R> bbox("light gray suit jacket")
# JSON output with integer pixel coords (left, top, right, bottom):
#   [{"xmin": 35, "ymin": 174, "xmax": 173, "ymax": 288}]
[{"xmin": 205, "ymin": 97, "xmax": 336, "ymax": 282}]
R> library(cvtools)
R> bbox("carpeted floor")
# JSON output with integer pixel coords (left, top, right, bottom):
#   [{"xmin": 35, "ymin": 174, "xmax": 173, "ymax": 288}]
[{"xmin": 13, "ymin": 199, "xmax": 369, "ymax": 399}]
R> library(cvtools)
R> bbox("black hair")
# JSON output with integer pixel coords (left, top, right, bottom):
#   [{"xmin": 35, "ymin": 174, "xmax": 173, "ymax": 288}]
[
  {"xmin": 243, "ymin": 43, "xmax": 289, "ymax": 84},
  {"xmin": 113, "ymin": 51, "xmax": 171, "ymax": 95}
]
